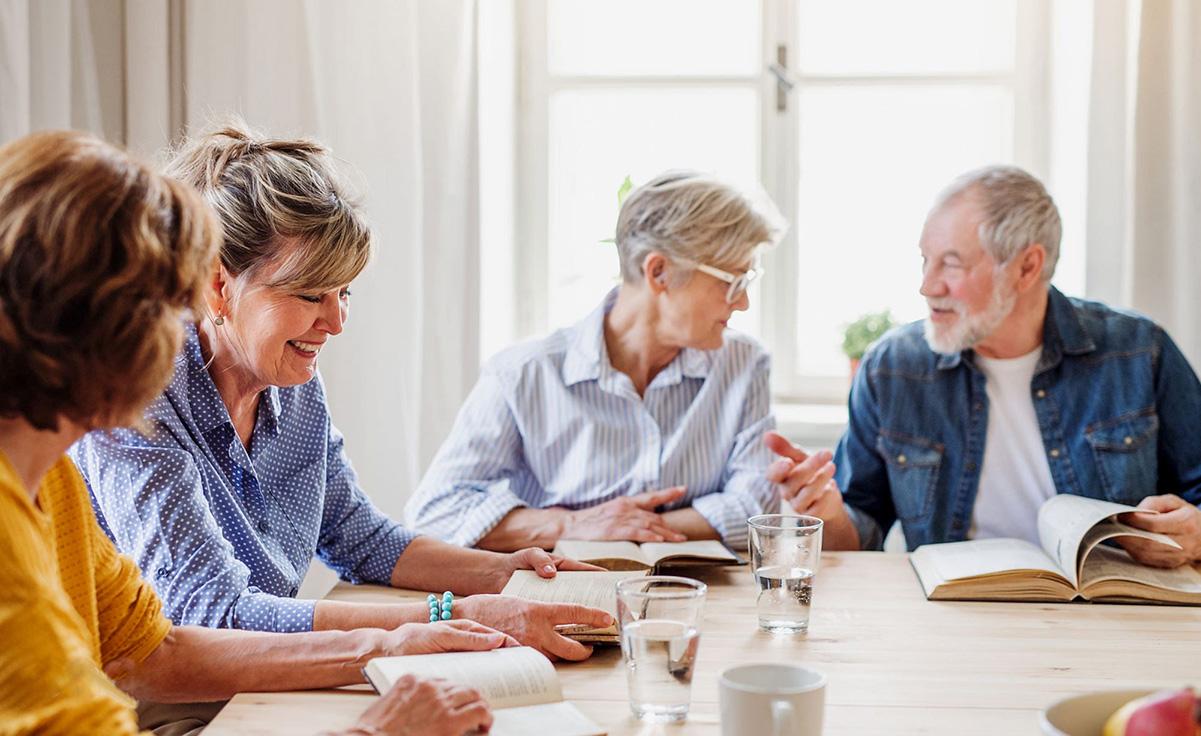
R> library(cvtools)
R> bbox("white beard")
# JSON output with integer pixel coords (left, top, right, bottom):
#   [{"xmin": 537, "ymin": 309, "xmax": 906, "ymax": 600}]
[{"xmin": 923, "ymin": 278, "xmax": 1017, "ymax": 355}]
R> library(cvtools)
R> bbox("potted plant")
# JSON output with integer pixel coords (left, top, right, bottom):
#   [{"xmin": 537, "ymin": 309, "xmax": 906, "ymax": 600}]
[{"xmin": 842, "ymin": 310, "xmax": 896, "ymax": 379}]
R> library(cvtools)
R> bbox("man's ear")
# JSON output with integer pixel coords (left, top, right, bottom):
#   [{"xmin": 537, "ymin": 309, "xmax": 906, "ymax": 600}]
[
  {"xmin": 643, "ymin": 252, "xmax": 669, "ymax": 295},
  {"xmin": 1014, "ymin": 244, "xmax": 1046, "ymax": 291}
]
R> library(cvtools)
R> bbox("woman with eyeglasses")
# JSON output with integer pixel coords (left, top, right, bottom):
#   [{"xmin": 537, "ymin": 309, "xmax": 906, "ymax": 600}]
[{"xmin": 406, "ymin": 170, "xmax": 784, "ymax": 553}]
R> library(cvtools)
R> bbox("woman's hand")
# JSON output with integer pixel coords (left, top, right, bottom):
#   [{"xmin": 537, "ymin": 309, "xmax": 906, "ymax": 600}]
[
  {"xmin": 558, "ymin": 487, "xmax": 689, "ymax": 543},
  {"xmin": 457, "ymin": 595, "xmax": 613, "ymax": 661},
  {"xmin": 380, "ymin": 620, "xmax": 518, "ymax": 656},
  {"xmin": 1119, "ymin": 494, "xmax": 1201, "ymax": 568},
  {"xmin": 346, "ymin": 674, "xmax": 492, "ymax": 736}
]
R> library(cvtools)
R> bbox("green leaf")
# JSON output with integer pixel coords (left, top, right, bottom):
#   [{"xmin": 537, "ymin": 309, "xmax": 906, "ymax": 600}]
[
  {"xmin": 841, "ymin": 310, "xmax": 897, "ymax": 360},
  {"xmin": 616, "ymin": 175, "xmax": 633, "ymax": 206}
]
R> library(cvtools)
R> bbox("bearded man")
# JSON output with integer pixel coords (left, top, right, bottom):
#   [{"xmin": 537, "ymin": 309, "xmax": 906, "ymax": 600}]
[{"xmin": 764, "ymin": 166, "xmax": 1201, "ymax": 568}]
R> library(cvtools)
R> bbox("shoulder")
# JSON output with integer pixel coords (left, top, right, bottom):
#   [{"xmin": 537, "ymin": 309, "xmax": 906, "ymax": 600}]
[
  {"xmin": 480, "ymin": 324, "xmax": 576, "ymax": 383},
  {"xmin": 714, "ymin": 330, "xmax": 771, "ymax": 373},
  {"xmin": 1064, "ymin": 295, "xmax": 1167, "ymax": 353},
  {"xmin": 860, "ymin": 320, "xmax": 939, "ymax": 374}
]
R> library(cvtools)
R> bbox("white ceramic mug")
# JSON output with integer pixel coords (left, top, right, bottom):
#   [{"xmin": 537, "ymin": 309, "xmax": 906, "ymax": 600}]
[{"xmin": 719, "ymin": 664, "xmax": 826, "ymax": 736}]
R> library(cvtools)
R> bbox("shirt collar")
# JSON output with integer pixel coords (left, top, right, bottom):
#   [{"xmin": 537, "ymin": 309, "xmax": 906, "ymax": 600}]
[
  {"xmin": 179, "ymin": 322, "xmax": 284, "ymax": 437},
  {"xmin": 935, "ymin": 285, "xmax": 1095, "ymax": 371},
  {"xmin": 562, "ymin": 287, "xmax": 714, "ymax": 389}
]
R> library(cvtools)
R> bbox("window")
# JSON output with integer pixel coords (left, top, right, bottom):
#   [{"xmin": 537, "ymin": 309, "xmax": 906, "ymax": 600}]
[{"xmin": 482, "ymin": 0, "xmax": 1084, "ymax": 403}]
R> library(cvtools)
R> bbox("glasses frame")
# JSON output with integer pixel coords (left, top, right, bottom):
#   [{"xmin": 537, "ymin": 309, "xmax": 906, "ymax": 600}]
[{"xmin": 692, "ymin": 261, "xmax": 764, "ymax": 304}]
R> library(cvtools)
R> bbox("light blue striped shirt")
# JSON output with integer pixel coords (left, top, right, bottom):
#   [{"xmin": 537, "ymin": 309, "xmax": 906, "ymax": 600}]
[{"xmin": 405, "ymin": 290, "xmax": 778, "ymax": 548}]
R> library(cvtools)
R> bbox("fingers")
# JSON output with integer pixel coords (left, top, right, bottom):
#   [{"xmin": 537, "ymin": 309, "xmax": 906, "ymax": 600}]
[
  {"xmin": 437, "ymin": 626, "xmax": 511, "ymax": 652},
  {"xmin": 444, "ymin": 685, "xmax": 484, "ymax": 710},
  {"xmin": 546, "ymin": 603, "xmax": 615, "ymax": 630},
  {"xmin": 541, "ymin": 633, "xmax": 594, "ymax": 661},
  {"xmin": 448, "ymin": 700, "xmax": 493, "ymax": 735},
  {"xmin": 631, "ymin": 486, "xmax": 687, "ymax": 510},
  {"xmin": 764, "ymin": 430, "xmax": 809, "ymax": 463},
  {"xmin": 1117, "ymin": 536, "xmax": 1190, "ymax": 568},
  {"xmin": 789, "ymin": 476, "xmax": 835, "ymax": 514},
  {"xmin": 1125, "ymin": 505, "xmax": 1196, "ymax": 535},
  {"xmin": 551, "ymin": 556, "xmax": 607, "ymax": 572},
  {"xmin": 1135, "ymin": 493, "xmax": 1189, "ymax": 513},
  {"xmin": 518, "ymin": 547, "xmax": 559, "ymax": 578},
  {"xmin": 779, "ymin": 455, "xmax": 834, "ymax": 501}
]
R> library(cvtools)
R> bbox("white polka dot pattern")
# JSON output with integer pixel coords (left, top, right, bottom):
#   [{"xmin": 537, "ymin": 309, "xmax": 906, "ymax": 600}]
[{"xmin": 70, "ymin": 324, "xmax": 416, "ymax": 633}]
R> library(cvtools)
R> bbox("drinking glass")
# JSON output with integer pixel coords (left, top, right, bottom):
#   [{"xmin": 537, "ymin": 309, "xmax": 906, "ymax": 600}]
[
  {"xmin": 748, "ymin": 514, "xmax": 823, "ymax": 633},
  {"xmin": 616, "ymin": 575, "xmax": 707, "ymax": 723}
]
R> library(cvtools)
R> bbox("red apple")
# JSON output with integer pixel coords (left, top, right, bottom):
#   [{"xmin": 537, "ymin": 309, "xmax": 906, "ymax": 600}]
[{"xmin": 1102, "ymin": 688, "xmax": 1200, "ymax": 736}]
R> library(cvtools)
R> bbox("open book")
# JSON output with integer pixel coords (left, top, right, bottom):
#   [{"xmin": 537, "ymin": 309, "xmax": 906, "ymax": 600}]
[
  {"xmin": 500, "ymin": 570, "xmax": 647, "ymax": 644},
  {"xmin": 363, "ymin": 647, "xmax": 604, "ymax": 735},
  {"xmin": 911, "ymin": 494, "xmax": 1201, "ymax": 604},
  {"xmin": 553, "ymin": 539, "xmax": 744, "ymax": 572}
]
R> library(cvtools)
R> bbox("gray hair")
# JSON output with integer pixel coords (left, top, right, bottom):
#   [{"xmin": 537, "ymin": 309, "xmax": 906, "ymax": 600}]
[
  {"xmin": 614, "ymin": 170, "xmax": 784, "ymax": 284},
  {"xmin": 932, "ymin": 165, "xmax": 1062, "ymax": 282}
]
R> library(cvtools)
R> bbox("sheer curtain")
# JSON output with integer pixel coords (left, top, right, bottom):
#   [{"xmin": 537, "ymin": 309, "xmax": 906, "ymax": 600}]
[
  {"xmin": 0, "ymin": 0, "xmax": 480, "ymax": 521},
  {"xmin": 1086, "ymin": 0, "xmax": 1201, "ymax": 366}
]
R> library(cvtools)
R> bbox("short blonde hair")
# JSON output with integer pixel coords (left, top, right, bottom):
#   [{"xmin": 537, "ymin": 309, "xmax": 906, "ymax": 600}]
[
  {"xmin": 0, "ymin": 131, "xmax": 219, "ymax": 431},
  {"xmin": 165, "ymin": 118, "xmax": 371, "ymax": 293},
  {"xmin": 614, "ymin": 170, "xmax": 783, "ymax": 283}
]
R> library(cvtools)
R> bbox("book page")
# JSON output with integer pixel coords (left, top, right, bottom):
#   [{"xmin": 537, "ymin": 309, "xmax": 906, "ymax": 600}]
[
  {"xmin": 366, "ymin": 647, "xmax": 560, "ymax": 709},
  {"xmin": 1036, "ymin": 495, "xmax": 1141, "ymax": 587},
  {"xmin": 1080, "ymin": 544, "xmax": 1201, "ymax": 594},
  {"xmin": 501, "ymin": 570, "xmax": 647, "ymax": 622},
  {"xmin": 491, "ymin": 702, "xmax": 605, "ymax": 736},
  {"xmin": 916, "ymin": 538, "xmax": 1064, "ymax": 582},
  {"xmin": 554, "ymin": 540, "xmax": 648, "ymax": 567},
  {"xmin": 640, "ymin": 540, "xmax": 739, "ymax": 566}
]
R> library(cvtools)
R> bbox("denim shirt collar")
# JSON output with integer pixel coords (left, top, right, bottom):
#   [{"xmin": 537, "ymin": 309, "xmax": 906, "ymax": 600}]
[
  {"xmin": 935, "ymin": 286, "xmax": 1097, "ymax": 372},
  {"xmin": 562, "ymin": 287, "xmax": 712, "ymax": 390}
]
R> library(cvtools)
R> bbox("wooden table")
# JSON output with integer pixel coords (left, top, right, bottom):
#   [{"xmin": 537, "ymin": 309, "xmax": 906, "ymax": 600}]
[{"xmin": 206, "ymin": 552, "xmax": 1200, "ymax": 735}]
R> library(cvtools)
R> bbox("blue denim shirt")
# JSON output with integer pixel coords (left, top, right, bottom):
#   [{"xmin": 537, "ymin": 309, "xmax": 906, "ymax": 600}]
[{"xmin": 836, "ymin": 287, "xmax": 1201, "ymax": 550}]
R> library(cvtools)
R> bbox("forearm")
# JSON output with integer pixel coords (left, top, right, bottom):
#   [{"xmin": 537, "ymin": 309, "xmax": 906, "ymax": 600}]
[
  {"xmin": 389, "ymin": 536, "xmax": 512, "ymax": 594},
  {"xmin": 660, "ymin": 508, "xmax": 720, "ymax": 540},
  {"xmin": 476, "ymin": 507, "xmax": 568, "ymax": 552},
  {"xmin": 313, "ymin": 600, "xmax": 429, "ymax": 631},
  {"xmin": 111, "ymin": 625, "xmax": 386, "ymax": 702},
  {"xmin": 821, "ymin": 509, "xmax": 862, "ymax": 551}
]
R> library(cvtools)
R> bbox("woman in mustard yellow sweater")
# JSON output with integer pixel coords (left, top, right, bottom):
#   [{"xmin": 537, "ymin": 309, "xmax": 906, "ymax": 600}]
[{"xmin": 0, "ymin": 131, "xmax": 506, "ymax": 735}]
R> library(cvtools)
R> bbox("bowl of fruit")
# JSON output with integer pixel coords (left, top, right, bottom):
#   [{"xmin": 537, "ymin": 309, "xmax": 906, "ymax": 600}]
[{"xmin": 1041, "ymin": 687, "xmax": 1200, "ymax": 735}]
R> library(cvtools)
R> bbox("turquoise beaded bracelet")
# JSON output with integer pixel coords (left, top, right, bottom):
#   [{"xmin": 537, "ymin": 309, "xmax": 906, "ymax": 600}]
[{"xmin": 427, "ymin": 591, "xmax": 453, "ymax": 622}]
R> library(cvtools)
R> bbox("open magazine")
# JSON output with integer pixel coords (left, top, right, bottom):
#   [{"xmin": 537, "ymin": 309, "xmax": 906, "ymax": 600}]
[
  {"xmin": 910, "ymin": 494, "xmax": 1201, "ymax": 604},
  {"xmin": 364, "ymin": 647, "xmax": 604, "ymax": 735}
]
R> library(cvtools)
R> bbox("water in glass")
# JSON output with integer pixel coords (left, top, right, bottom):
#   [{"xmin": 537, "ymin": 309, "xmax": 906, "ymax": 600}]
[
  {"xmin": 755, "ymin": 565, "xmax": 815, "ymax": 633},
  {"xmin": 621, "ymin": 619, "xmax": 701, "ymax": 722}
]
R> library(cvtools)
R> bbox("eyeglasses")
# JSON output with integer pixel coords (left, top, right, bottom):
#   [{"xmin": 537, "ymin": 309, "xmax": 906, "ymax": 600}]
[{"xmin": 693, "ymin": 261, "xmax": 763, "ymax": 304}]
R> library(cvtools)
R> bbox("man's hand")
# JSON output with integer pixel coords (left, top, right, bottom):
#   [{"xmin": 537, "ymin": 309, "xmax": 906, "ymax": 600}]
[
  {"xmin": 559, "ymin": 487, "xmax": 689, "ymax": 543},
  {"xmin": 457, "ymin": 596, "xmax": 613, "ymax": 661},
  {"xmin": 346, "ymin": 674, "xmax": 492, "ymax": 736},
  {"xmin": 1118, "ymin": 494, "xmax": 1201, "ymax": 568},
  {"xmin": 381, "ymin": 620, "xmax": 518, "ymax": 657},
  {"xmin": 762, "ymin": 431, "xmax": 860, "ymax": 550}
]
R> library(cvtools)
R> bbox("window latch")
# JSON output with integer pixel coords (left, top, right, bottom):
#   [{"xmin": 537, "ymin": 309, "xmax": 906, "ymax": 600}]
[{"xmin": 768, "ymin": 44, "xmax": 798, "ymax": 112}]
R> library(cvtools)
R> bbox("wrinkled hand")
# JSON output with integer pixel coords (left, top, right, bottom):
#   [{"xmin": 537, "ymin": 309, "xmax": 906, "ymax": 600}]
[
  {"xmin": 1118, "ymin": 494, "xmax": 1201, "ymax": 568},
  {"xmin": 764, "ymin": 431, "xmax": 844, "ymax": 518},
  {"xmin": 506, "ymin": 547, "xmax": 607, "ymax": 581},
  {"xmin": 458, "ymin": 595, "xmax": 613, "ymax": 661},
  {"xmin": 559, "ymin": 487, "xmax": 688, "ymax": 542},
  {"xmin": 381, "ymin": 620, "xmax": 518, "ymax": 657},
  {"xmin": 350, "ymin": 674, "xmax": 491, "ymax": 736}
]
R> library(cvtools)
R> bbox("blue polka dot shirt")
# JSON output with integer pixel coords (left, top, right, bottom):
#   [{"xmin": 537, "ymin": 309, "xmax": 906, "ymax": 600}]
[{"xmin": 69, "ymin": 324, "xmax": 416, "ymax": 633}]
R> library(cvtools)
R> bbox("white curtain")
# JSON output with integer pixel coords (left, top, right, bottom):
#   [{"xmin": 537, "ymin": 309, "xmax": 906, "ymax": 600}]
[
  {"xmin": 0, "ymin": 0, "xmax": 480, "ymax": 521},
  {"xmin": 1086, "ymin": 0, "xmax": 1201, "ymax": 366}
]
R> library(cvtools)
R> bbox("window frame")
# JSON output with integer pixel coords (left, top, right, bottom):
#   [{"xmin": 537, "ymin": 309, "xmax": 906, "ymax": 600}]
[{"xmin": 512, "ymin": 0, "xmax": 1052, "ymax": 404}]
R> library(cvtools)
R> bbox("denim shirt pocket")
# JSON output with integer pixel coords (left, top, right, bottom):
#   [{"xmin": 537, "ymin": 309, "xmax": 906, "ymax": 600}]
[
  {"xmin": 877, "ymin": 432, "xmax": 943, "ymax": 522},
  {"xmin": 1084, "ymin": 409, "xmax": 1159, "ymax": 503}
]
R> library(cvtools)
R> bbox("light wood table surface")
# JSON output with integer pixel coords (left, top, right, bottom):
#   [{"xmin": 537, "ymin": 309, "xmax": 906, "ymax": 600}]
[{"xmin": 206, "ymin": 551, "xmax": 1200, "ymax": 735}]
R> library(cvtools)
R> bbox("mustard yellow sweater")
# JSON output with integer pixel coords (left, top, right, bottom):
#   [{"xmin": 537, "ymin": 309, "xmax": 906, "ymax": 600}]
[{"xmin": 0, "ymin": 451, "xmax": 171, "ymax": 735}]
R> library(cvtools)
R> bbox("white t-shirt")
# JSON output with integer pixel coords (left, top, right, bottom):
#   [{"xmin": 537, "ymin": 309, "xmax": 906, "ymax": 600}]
[{"xmin": 968, "ymin": 347, "xmax": 1057, "ymax": 545}]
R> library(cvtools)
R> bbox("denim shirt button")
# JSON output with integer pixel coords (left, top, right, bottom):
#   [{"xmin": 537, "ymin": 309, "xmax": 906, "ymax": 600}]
[
  {"xmin": 896, "ymin": 454, "xmax": 907, "ymax": 465},
  {"xmin": 1036, "ymin": 389, "xmax": 1047, "ymax": 399},
  {"xmin": 1123, "ymin": 436, "xmax": 1133, "ymax": 445},
  {"xmin": 965, "ymin": 461, "xmax": 977, "ymax": 472},
  {"xmin": 1049, "ymin": 448, "xmax": 1061, "ymax": 458}
]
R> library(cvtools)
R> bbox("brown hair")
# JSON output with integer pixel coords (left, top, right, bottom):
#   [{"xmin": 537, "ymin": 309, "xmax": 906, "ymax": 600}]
[
  {"xmin": 164, "ymin": 118, "xmax": 372, "ymax": 295},
  {"xmin": 0, "ymin": 130, "xmax": 220, "ymax": 431}
]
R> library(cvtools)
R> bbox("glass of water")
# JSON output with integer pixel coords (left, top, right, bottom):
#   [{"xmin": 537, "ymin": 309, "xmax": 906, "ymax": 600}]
[
  {"xmin": 616, "ymin": 575, "xmax": 707, "ymax": 723},
  {"xmin": 748, "ymin": 514, "xmax": 823, "ymax": 634}
]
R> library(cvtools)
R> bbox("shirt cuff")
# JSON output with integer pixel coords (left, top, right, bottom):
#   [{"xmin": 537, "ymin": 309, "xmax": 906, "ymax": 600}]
[
  {"xmin": 349, "ymin": 521, "xmax": 420, "ymax": 585},
  {"xmin": 690, "ymin": 491, "xmax": 757, "ymax": 550},
  {"xmin": 845, "ymin": 504, "xmax": 884, "ymax": 551},
  {"xmin": 233, "ymin": 591, "xmax": 318, "ymax": 633},
  {"xmin": 447, "ymin": 487, "xmax": 529, "ymax": 547}
]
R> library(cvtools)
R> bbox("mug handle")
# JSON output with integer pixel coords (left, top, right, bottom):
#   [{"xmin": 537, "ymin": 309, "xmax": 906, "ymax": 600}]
[{"xmin": 772, "ymin": 699, "xmax": 796, "ymax": 736}]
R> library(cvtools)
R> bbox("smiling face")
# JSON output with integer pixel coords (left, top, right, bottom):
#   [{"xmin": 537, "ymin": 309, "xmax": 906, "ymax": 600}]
[
  {"xmin": 918, "ymin": 197, "xmax": 1018, "ymax": 355},
  {"xmin": 211, "ymin": 243, "xmax": 352, "ymax": 389}
]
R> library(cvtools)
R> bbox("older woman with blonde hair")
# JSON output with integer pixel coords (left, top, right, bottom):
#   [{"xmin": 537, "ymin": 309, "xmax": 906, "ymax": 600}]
[
  {"xmin": 406, "ymin": 170, "xmax": 784, "ymax": 551},
  {"xmin": 72, "ymin": 120, "xmax": 609, "ymax": 661},
  {"xmin": 0, "ymin": 130, "xmax": 506, "ymax": 736}
]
